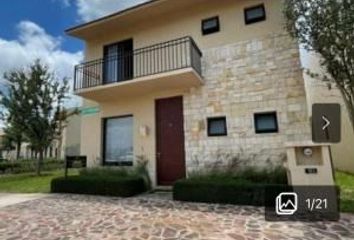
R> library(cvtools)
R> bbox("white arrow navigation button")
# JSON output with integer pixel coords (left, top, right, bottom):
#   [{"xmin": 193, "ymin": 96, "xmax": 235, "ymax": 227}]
[{"xmin": 322, "ymin": 116, "xmax": 330, "ymax": 130}]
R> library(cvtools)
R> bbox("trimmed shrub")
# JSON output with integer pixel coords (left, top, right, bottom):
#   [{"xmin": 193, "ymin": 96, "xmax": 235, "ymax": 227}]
[
  {"xmin": 188, "ymin": 166, "xmax": 288, "ymax": 185},
  {"xmin": 80, "ymin": 167, "xmax": 130, "ymax": 178},
  {"xmin": 80, "ymin": 161, "xmax": 152, "ymax": 191},
  {"xmin": 51, "ymin": 176, "xmax": 146, "ymax": 197},
  {"xmin": 235, "ymin": 166, "xmax": 288, "ymax": 184},
  {"xmin": 173, "ymin": 179, "xmax": 289, "ymax": 206},
  {"xmin": 174, "ymin": 166, "xmax": 289, "ymax": 206}
]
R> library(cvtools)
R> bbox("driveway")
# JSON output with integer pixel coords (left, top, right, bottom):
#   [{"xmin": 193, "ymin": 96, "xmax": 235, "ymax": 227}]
[{"xmin": 0, "ymin": 194, "xmax": 353, "ymax": 240}]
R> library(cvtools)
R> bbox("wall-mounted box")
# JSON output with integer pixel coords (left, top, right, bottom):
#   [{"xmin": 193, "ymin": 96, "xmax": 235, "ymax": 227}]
[
  {"xmin": 285, "ymin": 141, "xmax": 335, "ymax": 186},
  {"xmin": 139, "ymin": 125, "xmax": 149, "ymax": 137}
]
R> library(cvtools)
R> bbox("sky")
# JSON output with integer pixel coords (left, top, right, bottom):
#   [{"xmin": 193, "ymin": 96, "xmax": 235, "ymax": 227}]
[{"xmin": 0, "ymin": 0, "xmax": 147, "ymax": 107}]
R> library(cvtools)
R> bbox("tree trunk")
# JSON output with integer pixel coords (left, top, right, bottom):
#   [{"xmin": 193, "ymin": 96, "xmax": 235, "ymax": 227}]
[
  {"xmin": 338, "ymin": 87, "xmax": 354, "ymax": 133},
  {"xmin": 58, "ymin": 137, "xmax": 63, "ymax": 160},
  {"xmin": 36, "ymin": 150, "xmax": 44, "ymax": 176},
  {"xmin": 347, "ymin": 104, "xmax": 354, "ymax": 133},
  {"xmin": 16, "ymin": 141, "xmax": 21, "ymax": 161}
]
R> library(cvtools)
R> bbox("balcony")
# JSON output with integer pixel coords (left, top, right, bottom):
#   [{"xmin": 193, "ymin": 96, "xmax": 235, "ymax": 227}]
[{"xmin": 74, "ymin": 37, "xmax": 203, "ymax": 101}]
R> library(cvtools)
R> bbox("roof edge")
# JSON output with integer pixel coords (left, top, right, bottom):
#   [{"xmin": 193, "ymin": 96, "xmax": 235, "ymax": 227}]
[{"xmin": 65, "ymin": 0, "xmax": 160, "ymax": 35}]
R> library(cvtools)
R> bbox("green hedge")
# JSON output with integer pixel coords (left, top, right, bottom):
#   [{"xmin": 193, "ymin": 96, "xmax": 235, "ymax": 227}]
[
  {"xmin": 173, "ymin": 179, "xmax": 289, "ymax": 206},
  {"xmin": 80, "ymin": 166, "xmax": 152, "ymax": 190},
  {"xmin": 0, "ymin": 162, "xmax": 21, "ymax": 173},
  {"xmin": 80, "ymin": 167, "xmax": 130, "ymax": 177},
  {"xmin": 51, "ymin": 176, "xmax": 146, "ymax": 197},
  {"xmin": 188, "ymin": 166, "xmax": 288, "ymax": 185},
  {"xmin": 0, "ymin": 159, "xmax": 64, "ymax": 174}
]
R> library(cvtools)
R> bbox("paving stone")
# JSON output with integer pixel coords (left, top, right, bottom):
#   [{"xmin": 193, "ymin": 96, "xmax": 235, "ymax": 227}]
[{"xmin": 0, "ymin": 194, "xmax": 353, "ymax": 240}]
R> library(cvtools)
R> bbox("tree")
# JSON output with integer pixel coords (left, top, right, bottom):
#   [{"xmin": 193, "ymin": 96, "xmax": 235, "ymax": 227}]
[
  {"xmin": 1, "ymin": 60, "xmax": 71, "ymax": 175},
  {"xmin": 284, "ymin": 0, "xmax": 354, "ymax": 131},
  {"xmin": 0, "ymin": 70, "xmax": 29, "ymax": 160},
  {"xmin": 23, "ymin": 60, "xmax": 70, "ymax": 175}
]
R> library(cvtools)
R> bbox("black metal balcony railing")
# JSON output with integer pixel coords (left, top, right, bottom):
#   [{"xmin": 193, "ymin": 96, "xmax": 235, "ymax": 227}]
[{"xmin": 74, "ymin": 36, "xmax": 202, "ymax": 91}]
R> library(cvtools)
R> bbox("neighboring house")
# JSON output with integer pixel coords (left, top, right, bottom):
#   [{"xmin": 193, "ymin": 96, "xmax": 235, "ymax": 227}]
[
  {"xmin": 301, "ymin": 51, "xmax": 354, "ymax": 174},
  {"xmin": 0, "ymin": 111, "xmax": 81, "ymax": 160},
  {"xmin": 66, "ymin": 0, "xmax": 314, "ymax": 187}
]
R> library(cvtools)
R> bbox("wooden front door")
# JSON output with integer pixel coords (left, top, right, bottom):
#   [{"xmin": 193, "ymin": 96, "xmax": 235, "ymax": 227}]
[{"xmin": 156, "ymin": 96, "xmax": 186, "ymax": 186}]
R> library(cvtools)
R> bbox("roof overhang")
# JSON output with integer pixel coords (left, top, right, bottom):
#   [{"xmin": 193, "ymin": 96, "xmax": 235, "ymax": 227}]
[{"xmin": 65, "ymin": 0, "xmax": 204, "ymax": 40}]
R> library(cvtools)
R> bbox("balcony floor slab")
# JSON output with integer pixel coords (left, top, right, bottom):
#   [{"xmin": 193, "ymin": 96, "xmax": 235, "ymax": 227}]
[{"xmin": 75, "ymin": 67, "xmax": 203, "ymax": 102}]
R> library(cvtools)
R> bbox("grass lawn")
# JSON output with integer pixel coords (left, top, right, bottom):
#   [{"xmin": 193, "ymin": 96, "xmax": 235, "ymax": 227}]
[
  {"xmin": 336, "ymin": 171, "xmax": 354, "ymax": 213},
  {"xmin": 0, "ymin": 170, "xmax": 78, "ymax": 193},
  {"xmin": 0, "ymin": 169, "xmax": 353, "ymax": 214}
]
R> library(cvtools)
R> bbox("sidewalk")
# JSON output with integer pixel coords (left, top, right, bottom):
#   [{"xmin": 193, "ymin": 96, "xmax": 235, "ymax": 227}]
[{"xmin": 0, "ymin": 193, "xmax": 48, "ymax": 208}]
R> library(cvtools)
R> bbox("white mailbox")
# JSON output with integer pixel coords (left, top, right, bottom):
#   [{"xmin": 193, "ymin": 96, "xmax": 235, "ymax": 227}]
[{"xmin": 284, "ymin": 142, "xmax": 335, "ymax": 186}]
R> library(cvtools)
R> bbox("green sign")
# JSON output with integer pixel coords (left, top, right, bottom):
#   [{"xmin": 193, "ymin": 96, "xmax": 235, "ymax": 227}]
[{"xmin": 80, "ymin": 107, "xmax": 100, "ymax": 116}]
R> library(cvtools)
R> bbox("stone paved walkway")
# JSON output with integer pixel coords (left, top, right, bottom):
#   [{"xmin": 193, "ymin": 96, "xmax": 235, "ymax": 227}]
[{"xmin": 0, "ymin": 194, "xmax": 353, "ymax": 240}]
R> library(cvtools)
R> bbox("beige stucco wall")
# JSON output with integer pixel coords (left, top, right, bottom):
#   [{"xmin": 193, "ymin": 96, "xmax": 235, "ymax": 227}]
[
  {"xmin": 84, "ymin": 0, "xmax": 284, "ymax": 61},
  {"xmin": 81, "ymin": 89, "xmax": 187, "ymax": 185},
  {"xmin": 80, "ymin": 105, "xmax": 101, "ymax": 165},
  {"xmin": 302, "ymin": 51, "xmax": 354, "ymax": 173},
  {"xmin": 62, "ymin": 113, "xmax": 82, "ymax": 157},
  {"xmin": 77, "ymin": 0, "xmax": 313, "ymax": 186}
]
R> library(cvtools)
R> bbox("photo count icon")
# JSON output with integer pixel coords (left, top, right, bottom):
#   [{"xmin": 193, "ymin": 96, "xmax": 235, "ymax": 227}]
[{"xmin": 275, "ymin": 192, "xmax": 298, "ymax": 216}]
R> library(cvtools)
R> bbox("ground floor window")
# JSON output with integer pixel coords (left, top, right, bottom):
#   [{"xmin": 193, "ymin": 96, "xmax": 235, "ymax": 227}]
[
  {"xmin": 244, "ymin": 4, "xmax": 266, "ymax": 25},
  {"xmin": 207, "ymin": 116, "xmax": 227, "ymax": 136},
  {"xmin": 254, "ymin": 112, "xmax": 278, "ymax": 134},
  {"xmin": 103, "ymin": 115, "xmax": 134, "ymax": 166}
]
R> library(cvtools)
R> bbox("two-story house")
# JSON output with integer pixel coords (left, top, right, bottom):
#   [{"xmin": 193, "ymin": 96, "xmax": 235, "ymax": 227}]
[{"xmin": 66, "ymin": 0, "xmax": 312, "ymax": 187}]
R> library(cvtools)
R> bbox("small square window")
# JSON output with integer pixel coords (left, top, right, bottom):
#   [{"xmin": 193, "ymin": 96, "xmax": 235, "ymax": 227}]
[
  {"xmin": 202, "ymin": 16, "xmax": 220, "ymax": 35},
  {"xmin": 244, "ymin": 4, "xmax": 266, "ymax": 25},
  {"xmin": 254, "ymin": 112, "xmax": 278, "ymax": 134},
  {"xmin": 207, "ymin": 117, "xmax": 227, "ymax": 136}
]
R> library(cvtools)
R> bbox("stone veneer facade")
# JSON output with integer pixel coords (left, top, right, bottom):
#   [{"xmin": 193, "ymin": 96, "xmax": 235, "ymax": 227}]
[{"xmin": 183, "ymin": 33, "xmax": 311, "ymax": 173}]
